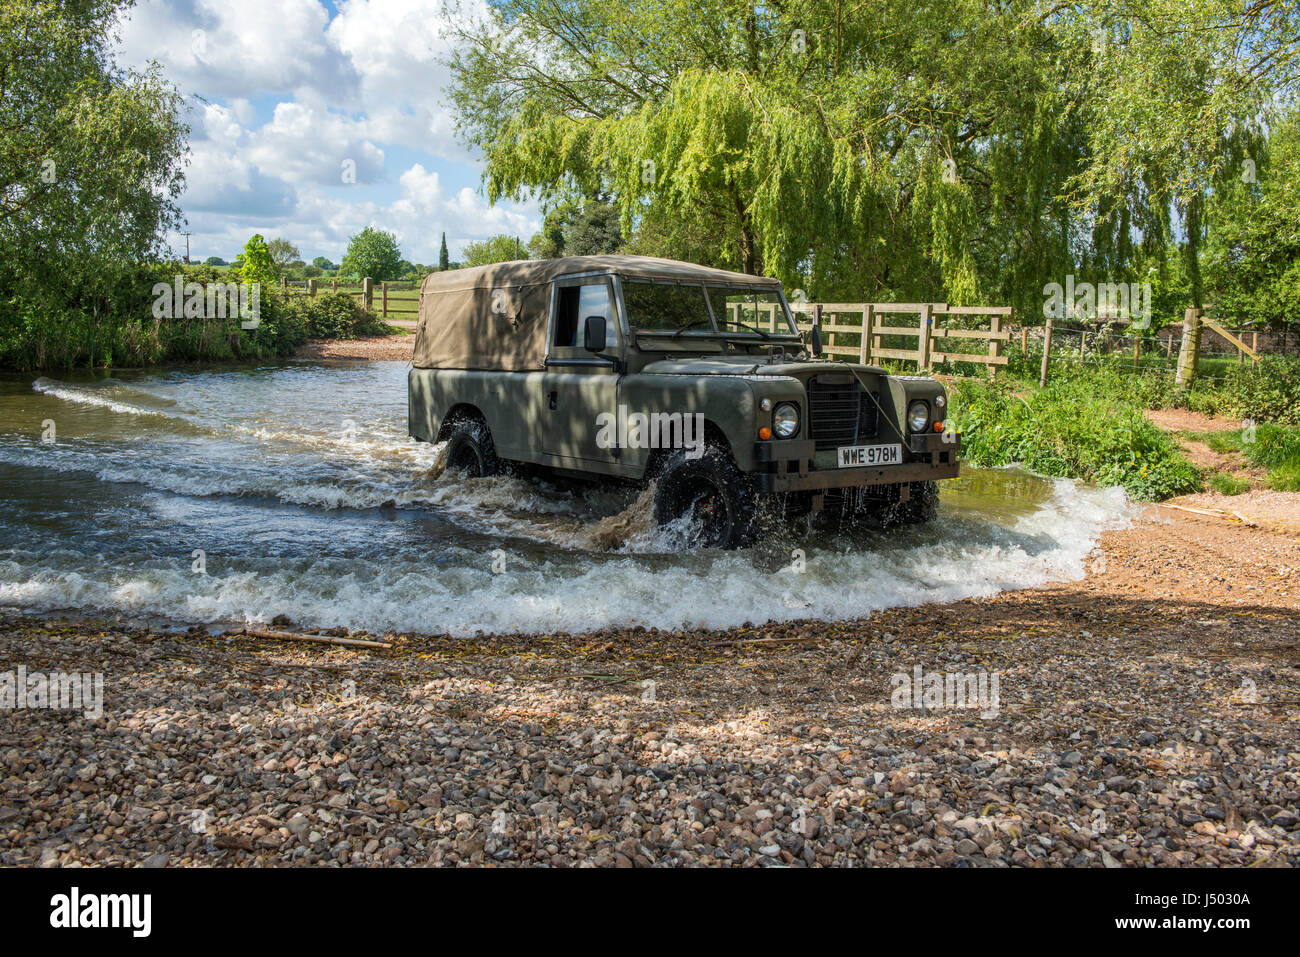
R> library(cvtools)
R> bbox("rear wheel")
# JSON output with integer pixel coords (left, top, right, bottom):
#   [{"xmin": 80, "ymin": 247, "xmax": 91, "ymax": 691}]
[
  {"xmin": 652, "ymin": 448, "xmax": 757, "ymax": 549},
  {"xmin": 442, "ymin": 416, "xmax": 500, "ymax": 477}
]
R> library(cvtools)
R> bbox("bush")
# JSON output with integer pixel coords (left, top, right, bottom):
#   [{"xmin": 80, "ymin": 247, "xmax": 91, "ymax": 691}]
[
  {"xmin": 1214, "ymin": 358, "xmax": 1300, "ymax": 427},
  {"xmin": 281, "ymin": 293, "xmax": 388, "ymax": 340},
  {"xmin": 0, "ymin": 263, "xmax": 314, "ymax": 371},
  {"xmin": 949, "ymin": 375, "xmax": 1201, "ymax": 500}
]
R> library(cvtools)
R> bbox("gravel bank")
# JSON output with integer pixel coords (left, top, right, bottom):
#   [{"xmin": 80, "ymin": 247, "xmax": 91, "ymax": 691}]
[
  {"xmin": 294, "ymin": 336, "xmax": 414, "ymax": 362},
  {"xmin": 2, "ymin": 510, "xmax": 1298, "ymax": 867}
]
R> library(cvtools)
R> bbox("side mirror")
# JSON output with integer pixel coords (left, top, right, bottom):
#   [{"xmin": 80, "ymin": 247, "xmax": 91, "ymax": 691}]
[
  {"xmin": 583, "ymin": 315, "xmax": 607, "ymax": 353},
  {"xmin": 808, "ymin": 323, "xmax": 824, "ymax": 357}
]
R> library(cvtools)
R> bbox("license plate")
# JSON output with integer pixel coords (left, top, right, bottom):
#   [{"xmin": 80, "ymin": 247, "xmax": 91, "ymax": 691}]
[{"xmin": 837, "ymin": 443, "xmax": 902, "ymax": 468}]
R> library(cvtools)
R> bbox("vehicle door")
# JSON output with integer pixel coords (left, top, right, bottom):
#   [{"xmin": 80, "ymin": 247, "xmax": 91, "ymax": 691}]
[{"xmin": 541, "ymin": 276, "xmax": 623, "ymax": 467}]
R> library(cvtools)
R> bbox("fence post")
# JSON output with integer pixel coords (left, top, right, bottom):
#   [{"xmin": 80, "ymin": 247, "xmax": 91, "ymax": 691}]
[
  {"xmin": 1252, "ymin": 331, "xmax": 1258, "ymax": 366},
  {"xmin": 1175, "ymin": 307, "xmax": 1201, "ymax": 386},
  {"xmin": 987, "ymin": 311, "xmax": 1003, "ymax": 380},
  {"xmin": 382, "ymin": 282, "xmax": 389, "ymax": 318},
  {"xmin": 332, "ymin": 279, "xmax": 338, "ymax": 295},
  {"xmin": 307, "ymin": 279, "xmax": 317, "ymax": 297},
  {"xmin": 918, "ymin": 304, "xmax": 933, "ymax": 370},
  {"xmin": 1134, "ymin": 337, "xmax": 1140, "ymax": 371},
  {"xmin": 1039, "ymin": 317, "xmax": 1053, "ymax": 387},
  {"xmin": 860, "ymin": 304, "xmax": 873, "ymax": 364},
  {"xmin": 280, "ymin": 276, "xmax": 287, "ymax": 292},
  {"xmin": 1021, "ymin": 327, "xmax": 1028, "ymax": 354},
  {"xmin": 813, "ymin": 303, "xmax": 823, "ymax": 357},
  {"xmin": 362, "ymin": 277, "xmax": 373, "ymax": 311},
  {"xmin": 1080, "ymin": 330, "xmax": 1087, "ymax": 363}
]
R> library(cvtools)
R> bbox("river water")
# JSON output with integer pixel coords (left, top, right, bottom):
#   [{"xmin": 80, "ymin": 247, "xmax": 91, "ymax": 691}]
[{"xmin": 0, "ymin": 361, "xmax": 1133, "ymax": 636}]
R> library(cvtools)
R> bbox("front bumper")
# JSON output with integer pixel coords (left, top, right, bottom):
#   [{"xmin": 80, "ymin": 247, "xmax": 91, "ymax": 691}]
[{"xmin": 751, "ymin": 432, "xmax": 960, "ymax": 494}]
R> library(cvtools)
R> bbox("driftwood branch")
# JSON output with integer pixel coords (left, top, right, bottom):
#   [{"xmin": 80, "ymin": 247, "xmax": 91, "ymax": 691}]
[{"xmin": 235, "ymin": 627, "xmax": 392, "ymax": 650}]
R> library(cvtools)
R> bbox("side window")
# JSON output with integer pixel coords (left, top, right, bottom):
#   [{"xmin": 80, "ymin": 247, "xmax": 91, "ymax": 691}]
[
  {"xmin": 553, "ymin": 280, "xmax": 616, "ymax": 350},
  {"xmin": 555, "ymin": 286, "xmax": 581, "ymax": 348}
]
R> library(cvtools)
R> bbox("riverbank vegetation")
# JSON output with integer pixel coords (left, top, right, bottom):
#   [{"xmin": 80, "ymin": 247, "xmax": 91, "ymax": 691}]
[{"xmin": 946, "ymin": 356, "xmax": 1300, "ymax": 499}]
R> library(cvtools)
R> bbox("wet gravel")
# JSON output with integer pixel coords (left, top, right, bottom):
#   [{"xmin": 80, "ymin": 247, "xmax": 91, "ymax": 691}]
[{"xmin": 2, "ymin": 511, "xmax": 1298, "ymax": 867}]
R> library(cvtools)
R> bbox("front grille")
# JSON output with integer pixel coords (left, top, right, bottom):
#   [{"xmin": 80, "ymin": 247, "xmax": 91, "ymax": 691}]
[{"xmin": 807, "ymin": 376, "xmax": 879, "ymax": 451}]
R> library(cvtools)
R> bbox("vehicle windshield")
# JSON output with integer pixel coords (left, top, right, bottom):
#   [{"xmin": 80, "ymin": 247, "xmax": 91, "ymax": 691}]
[
  {"xmin": 705, "ymin": 287, "xmax": 799, "ymax": 336},
  {"xmin": 623, "ymin": 281, "xmax": 799, "ymax": 336},
  {"xmin": 623, "ymin": 282, "xmax": 712, "ymax": 331}
]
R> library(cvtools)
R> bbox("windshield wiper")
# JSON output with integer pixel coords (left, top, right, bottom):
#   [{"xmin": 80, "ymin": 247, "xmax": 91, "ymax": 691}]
[
  {"xmin": 670, "ymin": 319, "xmax": 715, "ymax": 337},
  {"xmin": 716, "ymin": 318, "xmax": 770, "ymax": 339}
]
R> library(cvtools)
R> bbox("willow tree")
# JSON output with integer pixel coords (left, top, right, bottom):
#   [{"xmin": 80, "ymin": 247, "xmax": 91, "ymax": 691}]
[
  {"xmin": 0, "ymin": 0, "xmax": 188, "ymax": 367},
  {"xmin": 448, "ymin": 0, "xmax": 1088, "ymax": 306},
  {"xmin": 1069, "ymin": 0, "xmax": 1300, "ymax": 313}
]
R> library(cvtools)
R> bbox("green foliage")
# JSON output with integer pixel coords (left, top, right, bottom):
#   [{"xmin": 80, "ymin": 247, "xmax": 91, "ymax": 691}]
[
  {"xmin": 1195, "ymin": 423, "xmax": 1300, "ymax": 493},
  {"xmin": 233, "ymin": 234, "xmax": 279, "ymax": 287},
  {"xmin": 948, "ymin": 375, "xmax": 1201, "ymax": 501},
  {"xmin": 341, "ymin": 227, "xmax": 403, "ymax": 280},
  {"xmin": 1212, "ymin": 358, "xmax": 1300, "ymax": 427},
  {"xmin": 439, "ymin": 233, "xmax": 450, "ymax": 271},
  {"xmin": 279, "ymin": 293, "xmax": 387, "ymax": 340},
  {"xmin": 528, "ymin": 199, "xmax": 623, "ymax": 258},
  {"xmin": 266, "ymin": 238, "xmax": 301, "ymax": 270},
  {"xmin": 0, "ymin": 0, "xmax": 188, "ymax": 371},
  {"xmin": 0, "ymin": 261, "xmax": 312, "ymax": 370},
  {"xmin": 462, "ymin": 234, "xmax": 525, "ymax": 267},
  {"xmin": 1207, "ymin": 472, "xmax": 1250, "ymax": 496}
]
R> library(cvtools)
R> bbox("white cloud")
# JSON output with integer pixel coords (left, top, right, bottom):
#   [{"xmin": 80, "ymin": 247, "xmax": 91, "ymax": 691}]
[
  {"xmin": 245, "ymin": 101, "xmax": 387, "ymax": 186},
  {"xmin": 326, "ymin": 0, "xmax": 486, "ymax": 162},
  {"xmin": 116, "ymin": 1, "xmax": 539, "ymax": 266},
  {"xmin": 116, "ymin": 0, "xmax": 353, "ymax": 99}
]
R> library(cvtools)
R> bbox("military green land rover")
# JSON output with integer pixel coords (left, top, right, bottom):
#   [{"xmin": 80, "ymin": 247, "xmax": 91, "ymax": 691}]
[{"xmin": 408, "ymin": 255, "xmax": 959, "ymax": 548}]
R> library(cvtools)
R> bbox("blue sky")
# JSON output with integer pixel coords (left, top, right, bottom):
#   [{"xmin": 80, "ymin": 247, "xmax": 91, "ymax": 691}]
[{"xmin": 114, "ymin": 0, "xmax": 539, "ymax": 265}]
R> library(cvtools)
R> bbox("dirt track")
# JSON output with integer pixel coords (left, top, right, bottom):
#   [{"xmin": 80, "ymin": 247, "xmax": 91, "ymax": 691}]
[{"xmin": 2, "ymin": 506, "xmax": 1298, "ymax": 867}]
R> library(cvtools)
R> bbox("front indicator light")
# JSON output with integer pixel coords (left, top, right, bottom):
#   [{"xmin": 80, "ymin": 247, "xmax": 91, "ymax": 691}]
[
  {"xmin": 758, "ymin": 427, "xmax": 772, "ymax": 440},
  {"xmin": 934, "ymin": 421, "xmax": 945, "ymax": 433}
]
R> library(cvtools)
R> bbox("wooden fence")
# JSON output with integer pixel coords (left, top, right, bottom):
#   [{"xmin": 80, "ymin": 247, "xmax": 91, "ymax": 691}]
[
  {"xmin": 283, "ymin": 276, "xmax": 420, "ymax": 319},
  {"xmin": 791, "ymin": 302, "xmax": 1012, "ymax": 378}
]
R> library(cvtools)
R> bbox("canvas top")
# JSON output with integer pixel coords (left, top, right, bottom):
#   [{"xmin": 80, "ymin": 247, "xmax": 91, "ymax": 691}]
[
  {"xmin": 412, "ymin": 256, "xmax": 782, "ymax": 371},
  {"xmin": 418, "ymin": 255, "xmax": 782, "ymax": 295}
]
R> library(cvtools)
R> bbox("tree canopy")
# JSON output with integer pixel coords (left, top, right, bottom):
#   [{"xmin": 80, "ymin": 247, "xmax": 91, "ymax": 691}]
[
  {"xmin": 0, "ymin": 0, "xmax": 188, "ymax": 366},
  {"xmin": 340, "ymin": 227, "xmax": 404, "ymax": 280},
  {"xmin": 462, "ymin": 234, "xmax": 525, "ymax": 268},
  {"xmin": 449, "ymin": 0, "xmax": 1300, "ymax": 325}
]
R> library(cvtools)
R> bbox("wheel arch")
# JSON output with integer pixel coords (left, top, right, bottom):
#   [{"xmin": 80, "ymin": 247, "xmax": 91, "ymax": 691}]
[{"xmin": 436, "ymin": 402, "xmax": 489, "ymax": 442}]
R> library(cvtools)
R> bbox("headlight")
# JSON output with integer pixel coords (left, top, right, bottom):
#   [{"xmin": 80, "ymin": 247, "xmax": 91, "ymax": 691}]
[
  {"xmin": 907, "ymin": 399, "xmax": 930, "ymax": 433},
  {"xmin": 773, "ymin": 402, "xmax": 800, "ymax": 438},
  {"xmin": 934, "ymin": 394, "xmax": 946, "ymax": 409}
]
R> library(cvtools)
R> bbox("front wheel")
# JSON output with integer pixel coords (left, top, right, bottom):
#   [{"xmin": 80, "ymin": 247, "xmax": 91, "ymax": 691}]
[
  {"xmin": 890, "ymin": 480, "xmax": 939, "ymax": 526},
  {"xmin": 652, "ymin": 449, "xmax": 757, "ymax": 549}
]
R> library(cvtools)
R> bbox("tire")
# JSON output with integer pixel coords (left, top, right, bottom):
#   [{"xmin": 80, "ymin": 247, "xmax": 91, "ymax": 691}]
[
  {"xmin": 652, "ymin": 448, "xmax": 757, "ymax": 549},
  {"xmin": 442, "ymin": 416, "xmax": 500, "ymax": 478},
  {"xmin": 892, "ymin": 480, "xmax": 939, "ymax": 526}
]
